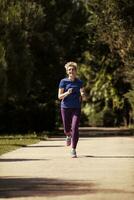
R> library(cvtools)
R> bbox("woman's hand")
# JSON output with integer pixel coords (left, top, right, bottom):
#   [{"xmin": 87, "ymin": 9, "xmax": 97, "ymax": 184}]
[
  {"xmin": 58, "ymin": 88, "xmax": 73, "ymax": 100},
  {"xmin": 67, "ymin": 88, "xmax": 73, "ymax": 94},
  {"xmin": 80, "ymin": 88, "xmax": 87, "ymax": 101}
]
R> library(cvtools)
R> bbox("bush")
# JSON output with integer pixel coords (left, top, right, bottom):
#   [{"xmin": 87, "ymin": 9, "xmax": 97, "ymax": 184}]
[
  {"xmin": 103, "ymin": 107, "xmax": 116, "ymax": 127},
  {"xmin": 83, "ymin": 103, "xmax": 116, "ymax": 127}
]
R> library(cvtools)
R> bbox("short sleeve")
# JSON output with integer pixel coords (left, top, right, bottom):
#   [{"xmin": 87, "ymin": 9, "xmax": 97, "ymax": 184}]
[{"xmin": 59, "ymin": 79, "xmax": 65, "ymax": 88}]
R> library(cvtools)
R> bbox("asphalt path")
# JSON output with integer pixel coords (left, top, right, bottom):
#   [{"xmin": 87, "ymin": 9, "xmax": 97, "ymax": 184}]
[{"xmin": 0, "ymin": 136, "xmax": 134, "ymax": 200}]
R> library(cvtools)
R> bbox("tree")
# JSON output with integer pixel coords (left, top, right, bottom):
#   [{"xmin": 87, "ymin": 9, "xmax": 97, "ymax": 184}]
[
  {"xmin": 0, "ymin": 0, "xmax": 133, "ymax": 131},
  {"xmin": 78, "ymin": 0, "xmax": 134, "ymax": 126}
]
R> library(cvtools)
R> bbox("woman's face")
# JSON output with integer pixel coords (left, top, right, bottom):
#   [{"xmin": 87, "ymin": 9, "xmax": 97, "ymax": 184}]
[{"xmin": 66, "ymin": 66, "xmax": 77, "ymax": 77}]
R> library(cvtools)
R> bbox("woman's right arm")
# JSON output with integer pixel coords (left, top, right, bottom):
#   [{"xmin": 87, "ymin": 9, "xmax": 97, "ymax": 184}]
[{"xmin": 58, "ymin": 88, "xmax": 72, "ymax": 100}]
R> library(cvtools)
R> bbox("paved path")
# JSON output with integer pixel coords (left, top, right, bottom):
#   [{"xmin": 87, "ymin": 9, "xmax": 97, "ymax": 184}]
[{"xmin": 0, "ymin": 136, "xmax": 134, "ymax": 200}]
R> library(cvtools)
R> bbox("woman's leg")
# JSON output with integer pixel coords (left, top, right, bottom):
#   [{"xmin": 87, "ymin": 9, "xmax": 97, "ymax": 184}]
[
  {"xmin": 71, "ymin": 108, "xmax": 81, "ymax": 149},
  {"xmin": 61, "ymin": 108, "xmax": 72, "ymax": 136}
]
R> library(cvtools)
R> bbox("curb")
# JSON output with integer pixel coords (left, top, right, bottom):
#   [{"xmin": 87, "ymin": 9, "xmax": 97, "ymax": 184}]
[{"xmin": 57, "ymin": 127, "xmax": 134, "ymax": 137}]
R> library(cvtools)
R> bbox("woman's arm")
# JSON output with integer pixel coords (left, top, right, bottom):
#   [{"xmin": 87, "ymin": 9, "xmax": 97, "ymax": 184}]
[
  {"xmin": 80, "ymin": 87, "xmax": 85, "ymax": 97},
  {"xmin": 58, "ymin": 88, "xmax": 73, "ymax": 100},
  {"xmin": 80, "ymin": 87, "xmax": 86, "ymax": 101}
]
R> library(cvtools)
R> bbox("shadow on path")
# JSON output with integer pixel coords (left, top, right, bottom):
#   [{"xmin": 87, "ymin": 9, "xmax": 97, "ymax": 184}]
[
  {"xmin": 0, "ymin": 158, "xmax": 48, "ymax": 162},
  {"xmin": 0, "ymin": 177, "xmax": 96, "ymax": 198},
  {"xmin": 84, "ymin": 155, "xmax": 134, "ymax": 159},
  {"xmin": 0, "ymin": 144, "xmax": 64, "ymax": 147},
  {"xmin": 23, "ymin": 145, "xmax": 64, "ymax": 148},
  {"xmin": 0, "ymin": 177, "xmax": 133, "ymax": 198}
]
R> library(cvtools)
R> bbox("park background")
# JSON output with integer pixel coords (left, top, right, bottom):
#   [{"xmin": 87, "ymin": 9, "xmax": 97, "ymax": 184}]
[{"xmin": 0, "ymin": 0, "xmax": 134, "ymax": 133}]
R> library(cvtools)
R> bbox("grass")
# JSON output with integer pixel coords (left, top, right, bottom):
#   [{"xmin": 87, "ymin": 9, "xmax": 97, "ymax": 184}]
[{"xmin": 0, "ymin": 132, "xmax": 48, "ymax": 156}]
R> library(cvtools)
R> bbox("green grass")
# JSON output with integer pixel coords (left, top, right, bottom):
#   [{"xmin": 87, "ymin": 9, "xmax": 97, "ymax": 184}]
[{"xmin": 0, "ymin": 133, "xmax": 48, "ymax": 156}]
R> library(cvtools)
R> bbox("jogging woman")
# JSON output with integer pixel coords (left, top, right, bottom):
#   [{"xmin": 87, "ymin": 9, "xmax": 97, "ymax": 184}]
[{"xmin": 58, "ymin": 61, "xmax": 84, "ymax": 158}]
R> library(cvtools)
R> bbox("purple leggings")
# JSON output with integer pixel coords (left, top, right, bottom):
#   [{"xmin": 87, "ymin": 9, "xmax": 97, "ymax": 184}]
[{"xmin": 61, "ymin": 108, "xmax": 81, "ymax": 149}]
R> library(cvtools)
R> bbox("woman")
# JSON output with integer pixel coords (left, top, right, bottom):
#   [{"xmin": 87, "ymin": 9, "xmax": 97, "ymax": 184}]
[{"xmin": 58, "ymin": 61, "xmax": 85, "ymax": 158}]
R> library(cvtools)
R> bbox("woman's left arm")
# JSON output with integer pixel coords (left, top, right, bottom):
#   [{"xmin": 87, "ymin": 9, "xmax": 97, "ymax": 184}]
[
  {"xmin": 80, "ymin": 87, "xmax": 86, "ymax": 101},
  {"xmin": 80, "ymin": 88, "xmax": 85, "ymax": 97}
]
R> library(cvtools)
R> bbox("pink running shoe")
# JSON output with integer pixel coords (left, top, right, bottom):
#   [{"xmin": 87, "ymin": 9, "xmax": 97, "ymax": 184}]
[
  {"xmin": 71, "ymin": 149, "xmax": 77, "ymax": 158},
  {"xmin": 66, "ymin": 136, "xmax": 71, "ymax": 146}
]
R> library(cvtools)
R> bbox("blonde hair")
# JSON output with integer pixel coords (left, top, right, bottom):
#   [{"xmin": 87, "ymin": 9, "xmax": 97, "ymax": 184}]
[{"xmin": 64, "ymin": 61, "xmax": 77, "ymax": 70}]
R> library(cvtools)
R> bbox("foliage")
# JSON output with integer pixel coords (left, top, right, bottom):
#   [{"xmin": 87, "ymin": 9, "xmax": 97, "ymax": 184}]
[
  {"xmin": 78, "ymin": 0, "xmax": 134, "ymax": 126},
  {"xmin": 0, "ymin": 0, "xmax": 134, "ymax": 130}
]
